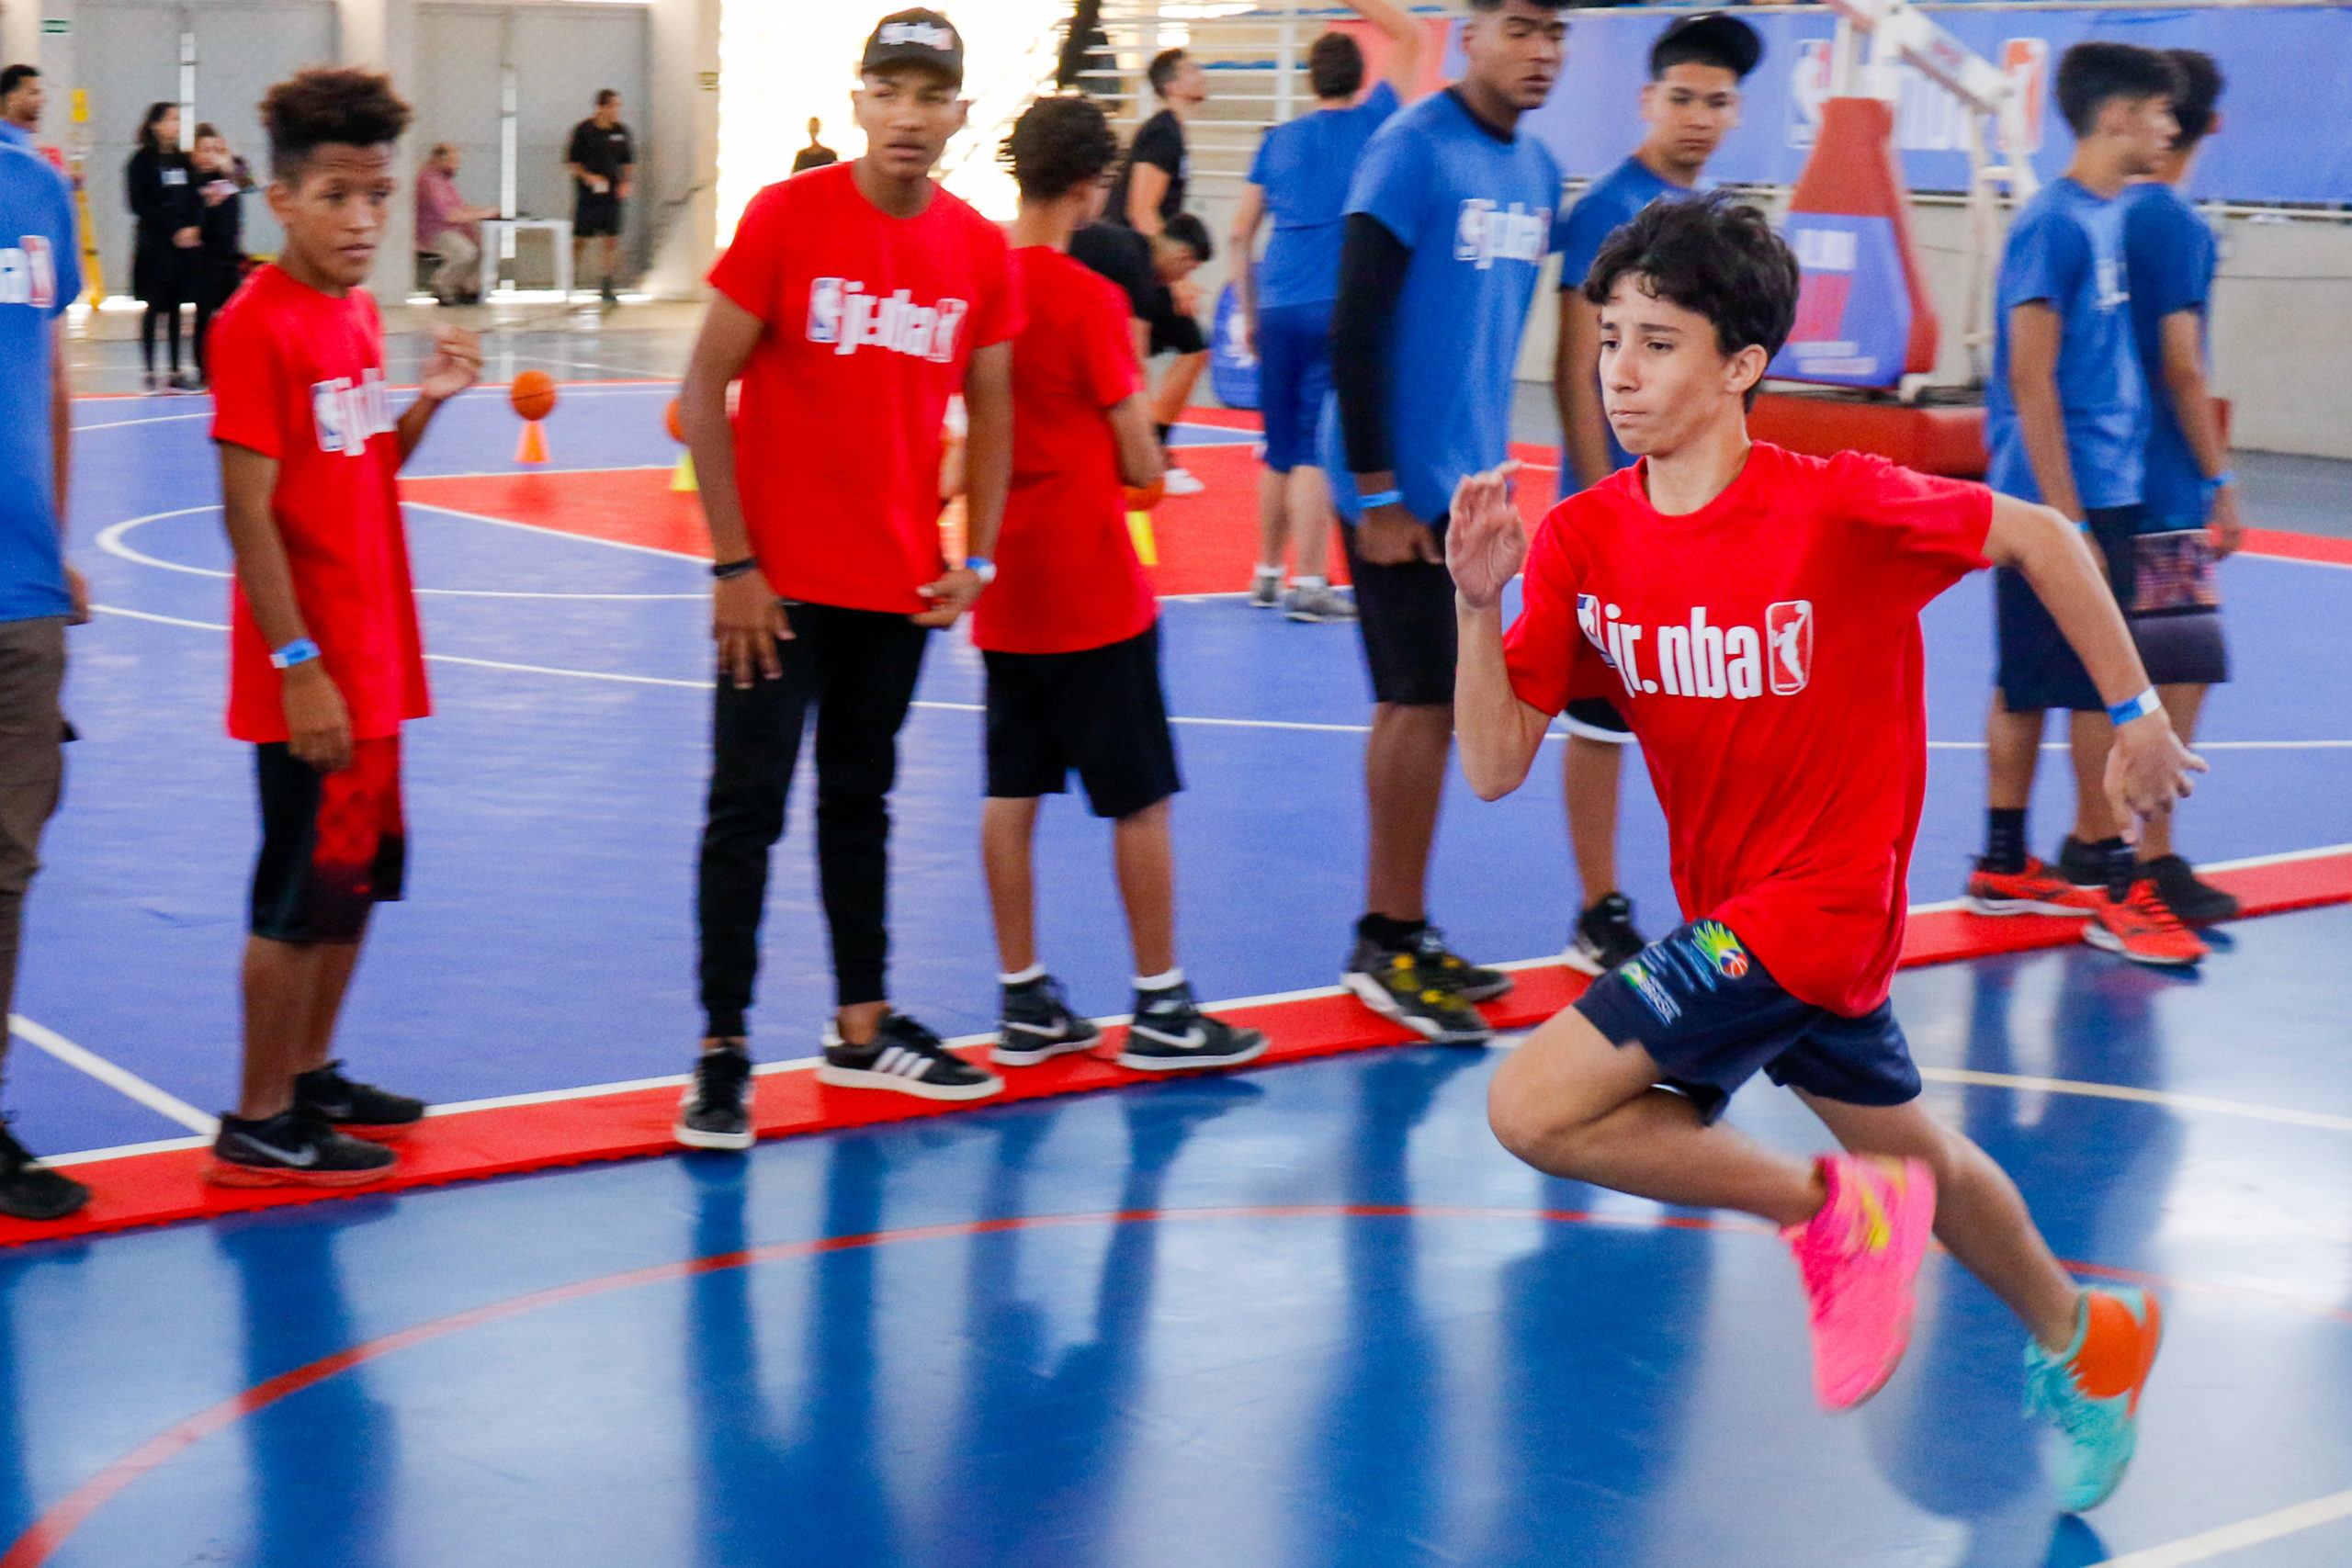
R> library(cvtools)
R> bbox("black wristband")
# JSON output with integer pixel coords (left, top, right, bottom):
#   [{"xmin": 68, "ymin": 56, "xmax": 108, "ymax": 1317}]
[{"xmin": 711, "ymin": 557, "xmax": 759, "ymax": 581}]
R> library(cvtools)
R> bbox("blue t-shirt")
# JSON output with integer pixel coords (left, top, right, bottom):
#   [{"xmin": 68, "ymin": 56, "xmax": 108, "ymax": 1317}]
[
  {"xmin": 1555, "ymin": 153, "xmax": 1702, "ymax": 479},
  {"xmin": 1248, "ymin": 81, "xmax": 1400, "ymax": 311},
  {"xmin": 1986, "ymin": 176, "xmax": 2145, "ymax": 512},
  {"xmin": 0, "ymin": 142, "xmax": 81, "ymax": 623},
  {"xmin": 1318, "ymin": 89, "xmax": 1563, "ymax": 523},
  {"xmin": 2121, "ymin": 181, "xmax": 2218, "ymax": 528}
]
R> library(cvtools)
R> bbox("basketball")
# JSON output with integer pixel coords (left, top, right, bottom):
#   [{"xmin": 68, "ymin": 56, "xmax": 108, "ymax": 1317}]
[
  {"xmin": 664, "ymin": 397, "xmax": 684, "ymax": 444},
  {"xmin": 1124, "ymin": 479, "xmax": 1165, "ymax": 513},
  {"xmin": 510, "ymin": 370, "xmax": 557, "ymax": 423}
]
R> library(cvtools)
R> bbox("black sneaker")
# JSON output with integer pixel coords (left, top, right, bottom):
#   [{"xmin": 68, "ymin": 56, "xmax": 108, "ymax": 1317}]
[
  {"xmin": 209, "ymin": 1109, "xmax": 398, "ymax": 1189},
  {"xmin": 819, "ymin": 1012, "xmax": 1003, "ymax": 1101},
  {"xmin": 674, "ymin": 1042, "xmax": 755, "ymax": 1150},
  {"xmin": 2142, "ymin": 853, "xmax": 2241, "ymax": 925},
  {"xmin": 991, "ymin": 975, "xmax": 1103, "ymax": 1066},
  {"xmin": 1120, "ymin": 984, "xmax": 1269, "ymax": 1073},
  {"xmin": 1412, "ymin": 925, "xmax": 1512, "ymax": 1003},
  {"xmin": 1566, "ymin": 892, "xmax": 1647, "ymax": 975},
  {"xmin": 0, "ymin": 1121, "xmax": 89, "ymax": 1221},
  {"xmin": 1342, "ymin": 937, "xmax": 1492, "ymax": 1044},
  {"xmin": 2057, "ymin": 834, "xmax": 2120, "ymax": 889},
  {"xmin": 600, "ymin": 282, "xmax": 621, "ymax": 306},
  {"xmin": 293, "ymin": 1061, "xmax": 424, "ymax": 1141}
]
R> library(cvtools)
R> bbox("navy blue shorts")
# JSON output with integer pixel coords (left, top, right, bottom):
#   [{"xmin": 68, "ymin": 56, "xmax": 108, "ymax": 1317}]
[
  {"xmin": 1255, "ymin": 301, "xmax": 1332, "ymax": 474},
  {"xmin": 1996, "ymin": 504, "xmax": 2143, "ymax": 712},
  {"xmin": 1574, "ymin": 919, "xmax": 1920, "ymax": 1125}
]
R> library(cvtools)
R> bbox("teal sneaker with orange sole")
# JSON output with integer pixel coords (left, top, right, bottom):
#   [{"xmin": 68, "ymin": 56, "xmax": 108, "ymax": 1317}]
[
  {"xmin": 2025, "ymin": 1285, "xmax": 2165, "ymax": 1512},
  {"xmin": 1782, "ymin": 1153, "xmax": 1939, "ymax": 1409}
]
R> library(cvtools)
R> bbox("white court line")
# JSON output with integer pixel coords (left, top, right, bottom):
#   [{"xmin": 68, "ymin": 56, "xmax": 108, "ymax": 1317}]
[
  {"xmin": 2103, "ymin": 1489, "xmax": 2352, "ymax": 1567},
  {"xmin": 7, "ymin": 1016, "xmax": 219, "ymax": 1135},
  {"xmin": 42, "ymin": 1133, "xmax": 211, "ymax": 1168},
  {"xmin": 1918, "ymin": 1067, "xmax": 2352, "ymax": 1134},
  {"xmin": 72, "ymin": 411, "xmax": 214, "ymax": 433},
  {"xmin": 404, "ymin": 462, "xmax": 671, "ymax": 481}
]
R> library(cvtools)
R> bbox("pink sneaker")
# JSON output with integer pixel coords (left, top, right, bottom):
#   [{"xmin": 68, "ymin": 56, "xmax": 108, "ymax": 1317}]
[{"xmin": 1781, "ymin": 1153, "xmax": 1938, "ymax": 1410}]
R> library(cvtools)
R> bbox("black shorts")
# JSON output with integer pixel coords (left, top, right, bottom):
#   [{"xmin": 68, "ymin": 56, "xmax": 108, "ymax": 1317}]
[
  {"xmin": 573, "ymin": 190, "xmax": 623, "ymax": 239},
  {"xmin": 1576, "ymin": 918, "xmax": 1920, "ymax": 1125},
  {"xmin": 1562, "ymin": 697, "xmax": 1633, "ymax": 742},
  {"xmin": 1340, "ymin": 513, "xmax": 1456, "ymax": 706},
  {"xmin": 251, "ymin": 736, "xmax": 407, "ymax": 944},
  {"xmin": 1996, "ymin": 506, "xmax": 2229, "ymax": 710},
  {"xmin": 1147, "ymin": 304, "xmax": 1205, "ymax": 358},
  {"xmin": 984, "ymin": 625, "xmax": 1182, "ymax": 819}
]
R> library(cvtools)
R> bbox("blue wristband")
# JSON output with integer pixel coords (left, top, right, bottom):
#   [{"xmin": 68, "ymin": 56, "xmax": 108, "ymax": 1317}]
[
  {"xmin": 269, "ymin": 637, "xmax": 322, "ymax": 671},
  {"xmin": 2108, "ymin": 686, "xmax": 2162, "ymax": 727},
  {"xmin": 962, "ymin": 555, "xmax": 996, "ymax": 585},
  {"xmin": 1358, "ymin": 489, "xmax": 1403, "ymax": 510},
  {"xmin": 2204, "ymin": 469, "xmax": 2235, "ymax": 491}
]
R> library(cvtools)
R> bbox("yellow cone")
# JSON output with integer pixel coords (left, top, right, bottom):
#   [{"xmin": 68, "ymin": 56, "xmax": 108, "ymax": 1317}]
[
  {"xmin": 671, "ymin": 450, "xmax": 697, "ymax": 492},
  {"xmin": 1126, "ymin": 511, "xmax": 1159, "ymax": 566}
]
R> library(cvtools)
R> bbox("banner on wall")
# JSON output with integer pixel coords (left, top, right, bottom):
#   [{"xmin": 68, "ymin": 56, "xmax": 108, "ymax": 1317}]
[{"xmin": 1442, "ymin": 6, "xmax": 2352, "ymax": 204}]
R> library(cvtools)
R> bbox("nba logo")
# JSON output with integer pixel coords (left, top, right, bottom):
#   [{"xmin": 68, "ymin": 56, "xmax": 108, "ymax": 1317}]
[
  {"xmin": 1766, "ymin": 601, "xmax": 1813, "ymax": 694},
  {"xmin": 1576, "ymin": 593, "xmax": 1614, "ymax": 665},
  {"xmin": 807, "ymin": 276, "xmax": 844, "ymax": 344},
  {"xmin": 311, "ymin": 378, "xmax": 350, "ymax": 454},
  {"xmin": 22, "ymin": 235, "xmax": 51, "ymax": 310}
]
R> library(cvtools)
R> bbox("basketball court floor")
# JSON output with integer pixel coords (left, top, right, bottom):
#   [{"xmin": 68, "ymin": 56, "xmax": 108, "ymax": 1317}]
[{"xmin": 5, "ymin": 331, "xmax": 2351, "ymax": 1566}]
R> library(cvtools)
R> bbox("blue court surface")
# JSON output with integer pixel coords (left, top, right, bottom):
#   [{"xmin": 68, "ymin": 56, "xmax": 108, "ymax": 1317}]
[{"xmin": 5, "ymin": 378, "xmax": 2350, "ymax": 1565}]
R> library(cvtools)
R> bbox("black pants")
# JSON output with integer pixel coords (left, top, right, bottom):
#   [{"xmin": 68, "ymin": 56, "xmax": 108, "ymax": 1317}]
[{"xmin": 695, "ymin": 602, "xmax": 930, "ymax": 1035}]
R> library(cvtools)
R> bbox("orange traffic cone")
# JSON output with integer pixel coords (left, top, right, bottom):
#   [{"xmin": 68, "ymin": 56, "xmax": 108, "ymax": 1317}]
[{"xmin": 515, "ymin": 419, "xmax": 548, "ymax": 464}]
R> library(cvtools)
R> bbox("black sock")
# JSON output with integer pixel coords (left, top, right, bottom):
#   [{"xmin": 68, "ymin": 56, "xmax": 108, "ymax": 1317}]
[
  {"xmin": 1154, "ymin": 423, "xmax": 1172, "ymax": 446},
  {"xmin": 1357, "ymin": 913, "xmax": 1428, "ymax": 951},
  {"xmin": 1984, "ymin": 807, "xmax": 2028, "ymax": 874}
]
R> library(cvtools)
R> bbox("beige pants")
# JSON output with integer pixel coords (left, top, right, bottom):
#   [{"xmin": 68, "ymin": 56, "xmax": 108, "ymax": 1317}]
[
  {"xmin": 429, "ymin": 229, "xmax": 481, "ymax": 301},
  {"xmin": 0, "ymin": 617, "xmax": 64, "ymax": 1084}
]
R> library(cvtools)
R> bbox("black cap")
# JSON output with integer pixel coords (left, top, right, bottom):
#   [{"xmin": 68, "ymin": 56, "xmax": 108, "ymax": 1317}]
[
  {"xmin": 862, "ymin": 9, "xmax": 965, "ymax": 87},
  {"xmin": 1650, "ymin": 13, "xmax": 1763, "ymax": 81}
]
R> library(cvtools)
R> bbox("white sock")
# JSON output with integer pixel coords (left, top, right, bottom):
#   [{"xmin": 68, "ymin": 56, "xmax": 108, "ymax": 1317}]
[
  {"xmin": 1134, "ymin": 966, "xmax": 1185, "ymax": 993},
  {"xmin": 1253, "ymin": 563, "xmax": 1282, "ymax": 581},
  {"xmin": 1000, "ymin": 964, "xmax": 1046, "ymax": 987},
  {"xmin": 1291, "ymin": 574, "xmax": 1326, "ymax": 591}
]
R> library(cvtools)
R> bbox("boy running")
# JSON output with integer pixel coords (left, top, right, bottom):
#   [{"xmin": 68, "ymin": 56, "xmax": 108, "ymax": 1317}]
[
  {"xmin": 978, "ymin": 95, "xmax": 1264, "ymax": 1076},
  {"xmin": 209, "ymin": 69, "xmax": 482, "ymax": 1186},
  {"xmin": 1547, "ymin": 11, "xmax": 1759, "ymax": 976},
  {"xmin": 1321, "ymin": 0, "xmax": 1572, "ymax": 1045},
  {"xmin": 1453, "ymin": 195, "xmax": 2197, "ymax": 1510},
  {"xmin": 673, "ymin": 10, "xmax": 1018, "ymax": 1148},
  {"xmin": 1967, "ymin": 43, "xmax": 2205, "ymax": 965}
]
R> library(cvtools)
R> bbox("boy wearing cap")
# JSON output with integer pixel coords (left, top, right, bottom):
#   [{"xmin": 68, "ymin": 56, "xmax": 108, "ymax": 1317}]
[
  {"xmin": 1548, "ymin": 10, "xmax": 1760, "ymax": 978},
  {"xmin": 673, "ymin": 8, "xmax": 1021, "ymax": 1147}
]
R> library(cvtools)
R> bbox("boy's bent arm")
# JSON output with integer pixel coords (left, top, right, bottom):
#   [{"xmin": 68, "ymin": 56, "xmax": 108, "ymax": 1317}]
[
  {"xmin": 2007, "ymin": 303, "xmax": 2084, "ymax": 521},
  {"xmin": 1447, "ymin": 463, "xmax": 1549, "ymax": 799},
  {"xmin": 220, "ymin": 442, "xmax": 351, "ymax": 772},
  {"xmin": 1984, "ymin": 492, "xmax": 2206, "ymax": 833},
  {"xmin": 914, "ymin": 342, "xmax": 1013, "ymax": 630},
  {"xmin": 1107, "ymin": 392, "xmax": 1164, "ymax": 490}
]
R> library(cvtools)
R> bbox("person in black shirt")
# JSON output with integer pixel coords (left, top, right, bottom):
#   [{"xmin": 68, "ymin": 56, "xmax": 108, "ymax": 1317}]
[
  {"xmin": 1069, "ymin": 213, "xmax": 1213, "ymax": 490},
  {"xmin": 1111, "ymin": 47, "xmax": 1205, "ymax": 237},
  {"xmin": 188, "ymin": 121, "xmax": 253, "ymax": 385},
  {"xmin": 565, "ymin": 88, "xmax": 635, "ymax": 304},
  {"xmin": 791, "ymin": 117, "xmax": 838, "ymax": 174},
  {"xmin": 126, "ymin": 101, "xmax": 202, "ymax": 392}
]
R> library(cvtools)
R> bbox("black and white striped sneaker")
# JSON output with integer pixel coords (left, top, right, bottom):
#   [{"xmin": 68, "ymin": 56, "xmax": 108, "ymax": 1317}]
[
  {"xmin": 1119, "ymin": 983, "xmax": 1268, "ymax": 1073},
  {"xmin": 674, "ymin": 1042, "xmax": 755, "ymax": 1150},
  {"xmin": 819, "ymin": 1012, "xmax": 1004, "ymax": 1101},
  {"xmin": 991, "ymin": 975, "xmax": 1103, "ymax": 1066}
]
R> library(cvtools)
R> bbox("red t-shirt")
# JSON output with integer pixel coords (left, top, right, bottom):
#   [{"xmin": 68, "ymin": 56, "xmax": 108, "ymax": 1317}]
[
  {"xmin": 1503, "ymin": 444, "xmax": 1993, "ymax": 1015},
  {"xmin": 209, "ymin": 265, "xmax": 428, "ymax": 744},
  {"xmin": 708, "ymin": 162, "xmax": 1021, "ymax": 615},
  {"xmin": 973, "ymin": 247, "xmax": 1154, "ymax": 655}
]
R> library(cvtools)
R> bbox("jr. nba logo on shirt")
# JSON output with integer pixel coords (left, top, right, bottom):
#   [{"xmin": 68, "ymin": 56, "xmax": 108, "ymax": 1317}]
[
  {"xmin": 312, "ymin": 369, "xmax": 394, "ymax": 457},
  {"xmin": 0, "ymin": 235, "xmax": 55, "ymax": 309},
  {"xmin": 806, "ymin": 277, "xmax": 968, "ymax": 363},
  {"xmin": 1581, "ymin": 597, "xmax": 1817, "ymax": 704},
  {"xmin": 1453, "ymin": 200, "xmax": 1550, "ymax": 271}
]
